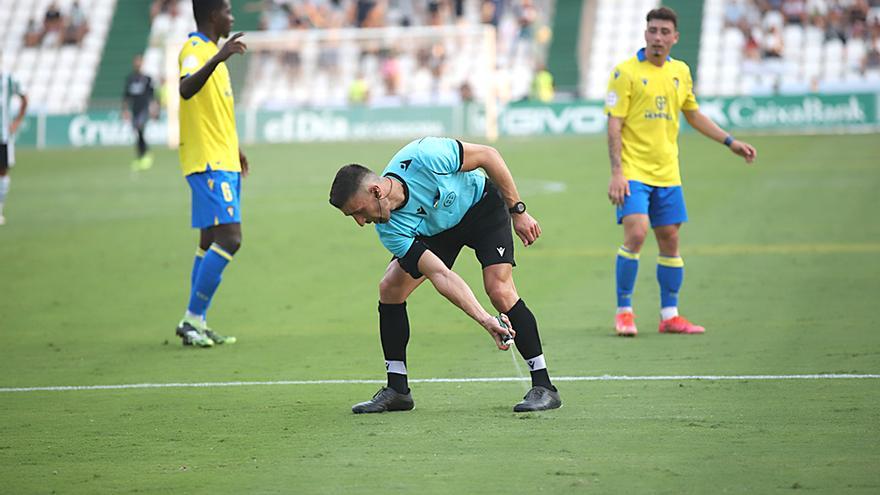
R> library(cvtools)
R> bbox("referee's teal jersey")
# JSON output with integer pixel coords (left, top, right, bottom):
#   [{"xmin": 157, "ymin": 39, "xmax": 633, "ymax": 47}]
[{"xmin": 376, "ymin": 137, "xmax": 486, "ymax": 258}]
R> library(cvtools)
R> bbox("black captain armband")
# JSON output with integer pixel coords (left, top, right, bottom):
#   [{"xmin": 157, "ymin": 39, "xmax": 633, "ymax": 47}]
[{"xmin": 723, "ymin": 135, "xmax": 735, "ymax": 147}]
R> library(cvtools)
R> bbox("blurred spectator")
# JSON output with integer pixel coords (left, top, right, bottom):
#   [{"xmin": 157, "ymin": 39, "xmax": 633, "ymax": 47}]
[
  {"xmin": 301, "ymin": 0, "xmax": 342, "ymax": 28},
  {"xmin": 825, "ymin": 5, "xmax": 848, "ymax": 43},
  {"xmin": 348, "ymin": 71, "xmax": 370, "ymax": 105},
  {"xmin": 806, "ymin": 0, "xmax": 828, "ymax": 20},
  {"xmin": 63, "ymin": 1, "xmax": 89, "ymax": 46},
  {"xmin": 262, "ymin": 0, "xmax": 293, "ymax": 31},
  {"xmin": 426, "ymin": 0, "xmax": 447, "ymax": 26},
  {"xmin": 725, "ymin": 0, "xmax": 745, "ymax": 27},
  {"xmin": 782, "ymin": 0, "xmax": 807, "ymax": 25},
  {"xmin": 380, "ymin": 48, "xmax": 401, "ymax": 96},
  {"xmin": 349, "ymin": 0, "xmax": 386, "ymax": 28},
  {"xmin": 24, "ymin": 18, "xmax": 43, "ymax": 47},
  {"xmin": 510, "ymin": 0, "xmax": 537, "ymax": 60},
  {"xmin": 741, "ymin": 28, "xmax": 763, "ymax": 74},
  {"xmin": 863, "ymin": 34, "xmax": 880, "ymax": 72},
  {"xmin": 762, "ymin": 24, "xmax": 784, "ymax": 57},
  {"xmin": 42, "ymin": 2, "xmax": 63, "ymax": 46},
  {"xmin": 481, "ymin": 0, "xmax": 502, "ymax": 27},
  {"xmin": 530, "ymin": 62, "xmax": 553, "ymax": 102},
  {"xmin": 452, "ymin": 0, "xmax": 466, "ymax": 23},
  {"xmin": 151, "ymin": 0, "xmax": 176, "ymax": 20},
  {"xmin": 459, "ymin": 81, "xmax": 474, "ymax": 102},
  {"xmin": 387, "ymin": 0, "xmax": 416, "ymax": 27}
]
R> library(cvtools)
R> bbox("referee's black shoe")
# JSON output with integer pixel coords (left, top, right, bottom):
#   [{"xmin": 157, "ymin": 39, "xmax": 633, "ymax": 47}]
[
  {"xmin": 513, "ymin": 386, "xmax": 562, "ymax": 412},
  {"xmin": 352, "ymin": 387, "xmax": 414, "ymax": 414}
]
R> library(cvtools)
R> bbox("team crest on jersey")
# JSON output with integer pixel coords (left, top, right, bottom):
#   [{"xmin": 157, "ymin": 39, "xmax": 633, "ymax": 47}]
[
  {"xmin": 642, "ymin": 78, "xmax": 648, "ymax": 86},
  {"xmin": 645, "ymin": 95, "xmax": 672, "ymax": 120},
  {"xmin": 673, "ymin": 77, "xmax": 679, "ymax": 88},
  {"xmin": 655, "ymin": 96, "xmax": 667, "ymax": 111},
  {"xmin": 443, "ymin": 192, "xmax": 457, "ymax": 208},
  {"xmin": 613, "ymin": 70, "xmax": 620, "ymax": 79}
]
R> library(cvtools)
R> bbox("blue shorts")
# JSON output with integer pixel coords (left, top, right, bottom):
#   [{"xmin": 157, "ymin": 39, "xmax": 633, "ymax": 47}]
[
  {"xmin": 186, "ymin": 169, "xmax": 242, "ymax": 229},
  {"xmin": 616, "ymin": 180, "xmax": 688, "ymax": 228}
]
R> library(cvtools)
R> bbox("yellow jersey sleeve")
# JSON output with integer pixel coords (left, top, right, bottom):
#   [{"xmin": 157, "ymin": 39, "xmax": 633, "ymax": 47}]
[
  {"xmin": 681, "ymin": 64, "xmax": 699, "ymax": 112},
  {"xmin": 605, "ymin": 65, "xmax": 632, "ymax": 118},
  {"xmin": 179, "ymin": 38, "xmax": 210, "ymax": 78}
]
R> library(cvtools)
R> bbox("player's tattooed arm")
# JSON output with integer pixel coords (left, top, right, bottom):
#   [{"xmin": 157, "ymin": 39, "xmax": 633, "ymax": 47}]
[{"xmin": 607, "ymin": 116, "xmax": 629, "ymax": 205}]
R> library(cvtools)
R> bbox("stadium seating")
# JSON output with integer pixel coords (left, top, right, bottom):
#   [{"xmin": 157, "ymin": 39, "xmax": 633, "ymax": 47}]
[
  {"xmin": 698, "ymin": 0, "xmax": 880, "ymax": 96},
  {"xmin": 583, "ymin": 0, "xmax": 880, "ymax": 99},
  {"xmin": 142, "ymin": 0, "xmax": 195, "ymax": 82},
  {"xmin": 583, "ymin": 0, "xmax": 659, "ymax": 100},
  {"xmin": 142, "ymin": 0, "xmax": 550, "ymax": 108},
  {"xmin": 0, "ymin": 0, "xmax": 114, "ymax": 113}
]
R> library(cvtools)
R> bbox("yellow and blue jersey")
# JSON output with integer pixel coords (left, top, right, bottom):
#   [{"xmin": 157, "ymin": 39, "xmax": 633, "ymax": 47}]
[
  {"xmin": 178, "ymin": 32, "xmax": 240, "ymax": 176},
  {"xmin": 605, "ymin": 48, "xmax": 699, "ymax": 187},
  {"xmin": 376, "ymin": 137, "xmax": 487, "ymax": 258}
]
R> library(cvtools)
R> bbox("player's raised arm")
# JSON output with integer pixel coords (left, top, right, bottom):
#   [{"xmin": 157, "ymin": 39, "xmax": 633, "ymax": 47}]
[
  {"xmin": 683, "ymin": 110, "xmax": 757, "ymax": 164},
  {"xmin": 180, "ymin": 32, "xmax": 247, "ymax": 100},
  {"xmin": 416, "ymin": 248, "xmax": 515, "ymax": 350},
  {"xmin": 459, "ymin": 141, "xmax": 541, "ymax": 246}
]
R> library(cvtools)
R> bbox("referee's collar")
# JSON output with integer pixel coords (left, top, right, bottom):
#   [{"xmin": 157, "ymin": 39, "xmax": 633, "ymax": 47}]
[
  {"xmin": 189, "ymin": 31, "xmax": 211, "ymax": 43},
  {"xmin": 637, "ymin": 48, "xmax": 671, "ymax": 62}
]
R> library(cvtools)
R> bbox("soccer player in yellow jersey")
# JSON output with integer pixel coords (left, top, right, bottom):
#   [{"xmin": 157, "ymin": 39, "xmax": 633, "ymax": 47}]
[
  {"xmin": 605, "ymin": 7, "xmax": 757, "ymax": 337},
  {"xmin": 174, "ymin": 0, "xmax": 248, "ymax": 347}
]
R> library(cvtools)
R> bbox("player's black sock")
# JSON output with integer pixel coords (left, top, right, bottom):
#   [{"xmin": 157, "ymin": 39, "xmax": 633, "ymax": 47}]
[
  {"xmin": 379, "ymin": 301, "xmax": 410, "ymax": 394},
  {"xmin": 505, "ymin": 299, "xmax": 555, "ymax": 390},
  {"xmin": 136, "ymin": 129, "xmax": 147, "ymax": 157}
]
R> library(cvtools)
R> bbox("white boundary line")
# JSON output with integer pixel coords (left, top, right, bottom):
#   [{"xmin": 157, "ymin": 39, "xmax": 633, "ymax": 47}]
[{"xmin": 1, "ymin": 374, "xmax": 878, "ymax": 393}]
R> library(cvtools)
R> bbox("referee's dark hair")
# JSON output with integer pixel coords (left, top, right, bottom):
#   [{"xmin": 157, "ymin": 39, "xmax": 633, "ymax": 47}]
[
  {"xmin": 646, "ymin": 6, "xmax": 678, "ymax": 30},
  {"xmin": 330, "ymin": 164, "xmax": 376, "ymax": 209},
  {"xmin": 193, "ymin": 0, "xmax": 225, "ymax": 26}
]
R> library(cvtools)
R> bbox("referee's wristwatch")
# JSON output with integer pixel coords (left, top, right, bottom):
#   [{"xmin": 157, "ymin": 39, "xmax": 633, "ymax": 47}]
[{"xmin": 508, "ymin": 201, "xmax": 526, "ymax": 215}]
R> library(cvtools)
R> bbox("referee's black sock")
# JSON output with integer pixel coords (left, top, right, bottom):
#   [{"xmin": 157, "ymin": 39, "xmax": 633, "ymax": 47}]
[
  {"xmin": 379, "ymin": 301, "xmax": 410, "ymax": 394},
  {"xmin": 505, "ymin": 299, "xmax": 555, "ymax": 390}
]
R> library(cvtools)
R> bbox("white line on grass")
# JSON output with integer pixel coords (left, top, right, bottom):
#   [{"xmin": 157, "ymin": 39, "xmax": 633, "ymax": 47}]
[{"xmin": 1, "ymin": 374, "xmax": 878, "ymax": 393}]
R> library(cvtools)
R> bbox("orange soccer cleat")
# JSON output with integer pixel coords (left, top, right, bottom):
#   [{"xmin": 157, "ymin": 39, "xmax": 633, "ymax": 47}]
[
  {"xmin": 615, "ymin": 312, "xmax": 638, "ymax": 337},
  {"xmin": 658, "ymin": 315, "xmax": 705, "ymax": 334}
]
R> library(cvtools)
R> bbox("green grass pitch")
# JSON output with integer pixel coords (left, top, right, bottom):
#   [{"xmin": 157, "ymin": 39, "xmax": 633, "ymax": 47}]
[{"xmin": 1, "ymin": 134, "xmax": 878, "ymax": 493}]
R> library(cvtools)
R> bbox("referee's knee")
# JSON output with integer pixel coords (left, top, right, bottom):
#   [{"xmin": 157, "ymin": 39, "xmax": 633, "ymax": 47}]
[{"xmin": 486, "ymin": 285, "xmax": 518, "ymax": 312}]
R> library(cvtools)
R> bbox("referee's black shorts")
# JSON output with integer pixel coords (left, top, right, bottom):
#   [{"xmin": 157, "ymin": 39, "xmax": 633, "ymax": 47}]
[{"xmin": 397, "ymin": 180, "xmax": 516, "ymax": 279}]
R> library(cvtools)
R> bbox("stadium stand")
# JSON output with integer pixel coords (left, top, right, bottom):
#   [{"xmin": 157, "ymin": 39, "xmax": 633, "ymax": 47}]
[
  {"xmin": 582, "ymin": 0, "xmax": 659, "ymax": 100},
  {"xmin": 142, "ymin": 0, "xmax": 553, "ymax": 108},
  {"xmin": 581, "ymin": 0, "xmax": 880, "ymax": 99},
  {"xmin": 89, "ymin": 0, "xmax": 151, "ymax": 109},
  {"xmin": 698, "ymin": 0, "xmax": 880, "ymax": 96},
  {"xmin": 7, "ymin": 0, "xmax": 874, "ymax": 118},
  {"xmin": 0, "ymin": 0, "xmax": 114, "ymax": 113}
]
